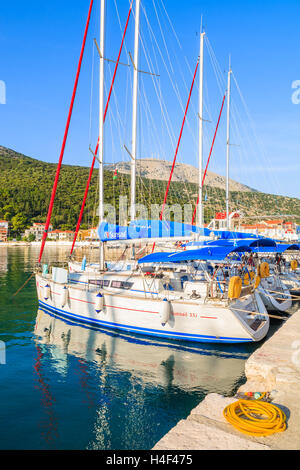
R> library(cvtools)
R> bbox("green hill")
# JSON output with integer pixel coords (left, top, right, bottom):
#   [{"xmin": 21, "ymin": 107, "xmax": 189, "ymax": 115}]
[{"xmin": 1, "ymin": 145, "xmax": 300, "ymax": 235}]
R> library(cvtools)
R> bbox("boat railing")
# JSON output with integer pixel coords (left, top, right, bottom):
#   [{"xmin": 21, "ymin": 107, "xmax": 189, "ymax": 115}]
[
  {"xmin": 206, "ymin": 275, "xmax": 255, "ymax": 302},
  {"xmin": 206, "ymin": 279, "xmax": 227, "ymax": 301}
]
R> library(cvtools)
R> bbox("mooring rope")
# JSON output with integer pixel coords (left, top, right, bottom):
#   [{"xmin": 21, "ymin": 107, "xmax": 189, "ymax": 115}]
[
  {"xmin": 11, "ymin": 272, "xmax": 36, "ymax": 299},
  {"xmin": 223, "ymin": 397, "xmax": 287, "ymax": 437}
]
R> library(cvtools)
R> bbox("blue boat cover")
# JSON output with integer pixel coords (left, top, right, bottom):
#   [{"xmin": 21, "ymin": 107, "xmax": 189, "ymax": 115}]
[
  {"xmin": 138, "ymin": 245, "xmax": 252, "ymax": 264},
  {"xmin": 247, "ymin": 238, "xmax": 277, "ymax": 248},
  {"xmin": 251, "ymin": 246, "xmax": 277, "ymax": 253},
  {"xmin": 138, "ymin": 252, "xmax": 177, "ymax": 264},
  {"xmin": 234, "ymin": 241, "xmax": 299, "ymax": 253},
  {"xmin": 184, "ymin": 237, "xmax": 276, "ymax": 249},
  {"xmin": 276, "ymin": 244, "xmax": 300, "ymax": 253}
]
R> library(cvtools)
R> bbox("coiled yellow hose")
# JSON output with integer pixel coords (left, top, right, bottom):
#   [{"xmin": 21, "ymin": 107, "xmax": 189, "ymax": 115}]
[{"xmin": 223, "ymin": 398, "xmax": 287, "ymax": 437}]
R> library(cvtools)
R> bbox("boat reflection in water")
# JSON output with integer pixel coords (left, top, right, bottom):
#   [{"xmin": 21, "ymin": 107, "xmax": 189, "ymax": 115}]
[
  {"xmin": 0, "ymin": 247, "xmax": 8, "ymax": 273},
  {"xmin": 35, "ymin": 309, "xmax": 250, "ymax": 395},
  {"xmin": 34, "ymin": 308, "xmax": 255, "ymax": 449}
]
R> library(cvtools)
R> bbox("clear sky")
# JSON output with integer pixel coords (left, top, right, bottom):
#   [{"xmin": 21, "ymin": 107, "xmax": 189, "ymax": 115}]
[{"xmin": 1, "ymin": 0, "xmax": 300, "ymax": 199}]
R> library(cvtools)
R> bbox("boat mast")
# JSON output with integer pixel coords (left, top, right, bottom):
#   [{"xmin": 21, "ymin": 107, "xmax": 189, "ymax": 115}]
[
  {"xmin": 198, "ymin": 30, "xmax": 205, "ymax": 231},
  {"xmin": 130, "ymin": 0, "xmax": 141, "ymax": 222},
  {"xmin": 226, "ymin": 57, "xmax": 232, "ymax": 231},
  {"xmin": 99, "ymin": 0, "xmax": 106, "ymax": 270}
]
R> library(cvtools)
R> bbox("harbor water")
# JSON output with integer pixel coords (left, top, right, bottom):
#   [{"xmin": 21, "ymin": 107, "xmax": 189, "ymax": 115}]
[{"xmin": 0, "ymin": 245, "xmax": 266, "ymax": 450}]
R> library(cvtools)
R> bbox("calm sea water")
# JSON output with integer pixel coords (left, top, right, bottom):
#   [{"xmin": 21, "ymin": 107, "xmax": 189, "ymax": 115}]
[{"xmin": 0, "ymin": 245, "xmax": 265, "ymax": 450}]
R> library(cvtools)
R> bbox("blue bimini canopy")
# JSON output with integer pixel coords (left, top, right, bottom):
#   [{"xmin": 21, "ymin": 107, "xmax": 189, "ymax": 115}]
[
  {"xmin": 138, "ymin": 245, "xmax": 252, "ymax": 264},
  {"xmin": 219, "ymin": 238, "xmax": 277, "ymax": 248},
  {"xmin": 247, "ymin": 238, "xmax": 277, "ymax": 248},
  {"xmin": 244, "ymin": 238, "xmax": 279, "ymax": 253},
  {"xmin": 276, "ymin": 244, "xmax": 300, "ymax": 253},
  {"xmin": 184, "ymin": 237, "xmax": 277, "ymax": 250},
  {"xmin": 184, "ymin": 240, "xmax": 234, "ymax": 248},
  {"xmin": 138, "ymin": 252, "xmax": 177, "ymax": 264},
  {"xmin": 212, "ymin": 230, "xmax": 261, "ymax": 240},
  {"xmin": 251, "ymin": 246, "xmax": 277, "ymax": 253}
]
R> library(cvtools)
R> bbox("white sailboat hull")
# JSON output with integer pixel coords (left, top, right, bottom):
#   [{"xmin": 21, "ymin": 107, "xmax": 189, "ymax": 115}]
[
  {"xmin": 280, "ymin": 272, "xmax": 300, "ymax": 293},
  {"xmin": 36, "ymin": 274, "xmax": 269, "ymax": 344},
  {"xmin": 258, "ymin": 277, "xmax": 292, "ymax": 313}
]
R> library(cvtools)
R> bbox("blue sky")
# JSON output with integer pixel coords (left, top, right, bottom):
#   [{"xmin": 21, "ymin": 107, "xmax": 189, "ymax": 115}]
[{"xmin": 1, "ymin": 0, "xmax": 300, "ymax": 199}]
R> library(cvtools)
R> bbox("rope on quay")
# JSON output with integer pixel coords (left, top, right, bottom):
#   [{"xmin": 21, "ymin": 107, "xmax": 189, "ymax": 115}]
[{"xmin": 223, "ymin": 395, "xmax": 287, "ymax": 437}]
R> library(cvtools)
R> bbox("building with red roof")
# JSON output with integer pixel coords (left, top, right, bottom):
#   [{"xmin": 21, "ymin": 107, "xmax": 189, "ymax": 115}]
[{"xmin": 0, "ymin": 221, "xmax": 9, "ymax": 242}]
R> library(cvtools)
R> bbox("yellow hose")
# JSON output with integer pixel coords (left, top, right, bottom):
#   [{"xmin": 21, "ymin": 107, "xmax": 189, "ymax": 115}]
[{"xmin": 223, "ymin": 398, "xmax": 287, "ymax": 437}]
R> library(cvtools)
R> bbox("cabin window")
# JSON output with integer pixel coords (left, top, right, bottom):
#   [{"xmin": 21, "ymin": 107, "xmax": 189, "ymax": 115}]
[
  {"xmin": 89, "ymin": 279, "xmax": 110, "ymax": 288},
  {"xmin": 111, "ymin": 280, "xmax": 133, "ymax": 290}
]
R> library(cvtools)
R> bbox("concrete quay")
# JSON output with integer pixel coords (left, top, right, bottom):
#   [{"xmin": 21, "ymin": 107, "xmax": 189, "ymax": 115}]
[{"xmin": 153, "ymin": 310, "xmax": 300, "ymax": 450}]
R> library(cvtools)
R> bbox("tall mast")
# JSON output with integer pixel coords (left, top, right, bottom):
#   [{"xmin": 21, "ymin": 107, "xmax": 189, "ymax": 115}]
[
  {"xmin": 226, "ymin": 57, "xmax": 232, "ymax": 231},
  {"xmin": 130, "ymin": 0, "xmax": 141, "ymax": 222},
  {"xmin": 198, "ymin": 31, "xmax": 205, "ymax": 230},
  {"xmin": 99, "ymin": 0, "xmax": 106, "ymax": 270}
]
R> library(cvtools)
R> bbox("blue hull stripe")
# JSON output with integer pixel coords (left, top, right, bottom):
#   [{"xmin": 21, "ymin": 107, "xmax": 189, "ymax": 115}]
[{"xmin": 38, "ymin": 300, "xmax": 253, "ymax": 344}]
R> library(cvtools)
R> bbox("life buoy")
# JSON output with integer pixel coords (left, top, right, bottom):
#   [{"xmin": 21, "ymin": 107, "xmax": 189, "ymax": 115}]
[
  {"xmin": 254, "ymin": 275, "xmax": 261, "ymax": 289},
  {"xmin": 228, "ymin": 277, "xmax": 242, "ymax": 300}
]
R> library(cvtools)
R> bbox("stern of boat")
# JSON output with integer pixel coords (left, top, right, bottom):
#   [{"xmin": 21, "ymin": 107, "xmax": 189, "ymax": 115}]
[{"xmin": 229, "ymin": 291, "xmax": 270, "ymax": 342}]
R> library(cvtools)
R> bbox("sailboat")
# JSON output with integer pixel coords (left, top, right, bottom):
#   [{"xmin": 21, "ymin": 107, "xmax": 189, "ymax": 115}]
[
  {"xmin": 35, "ymin": 0, "xmax": 270, "ymax": 345},
  {"xmin": 275, "ymin": 246, "xmax": 300, "ymax": 293},
  {"xmin": 191, "ymin": 50, "xmax": 293, "ymax": 315},
  {"xmin": 185, "ymin": 238, "xmax": 293, "ymax": 314}
]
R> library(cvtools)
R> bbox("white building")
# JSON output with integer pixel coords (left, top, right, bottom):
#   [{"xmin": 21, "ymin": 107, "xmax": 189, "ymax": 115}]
[
  {"xmin": 47, "ymin": 230, "xmax": 75, "ymax": 242},
  {"xmin": 24, "ymin": 223, "xmax": 53, "ymax": 242},
  {"xmin": 208, "ymin": 211, "xmax": 242, "ymax": 231}
]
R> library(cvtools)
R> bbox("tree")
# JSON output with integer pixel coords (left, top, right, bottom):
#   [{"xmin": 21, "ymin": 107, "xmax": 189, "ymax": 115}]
[{"xmin": 11, "ymin": 213, "xmax": 28, "ymax": 234}]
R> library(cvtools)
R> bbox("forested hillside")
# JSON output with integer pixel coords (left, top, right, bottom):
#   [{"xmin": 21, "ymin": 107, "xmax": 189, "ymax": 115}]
[{"xmin": 1, "ymin": 145, "xmax": 300, "ymax": 235}]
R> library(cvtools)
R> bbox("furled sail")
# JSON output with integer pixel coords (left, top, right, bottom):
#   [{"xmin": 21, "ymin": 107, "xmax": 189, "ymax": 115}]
[{"xmin": 98, "ymin": 220, "xmax": 208, "ymax": 242}]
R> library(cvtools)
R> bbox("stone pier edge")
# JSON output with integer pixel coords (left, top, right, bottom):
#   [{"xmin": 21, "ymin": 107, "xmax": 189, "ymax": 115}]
[{"xmin": 153, "ymin": 311, "xmax": 300, "ymax": 450}]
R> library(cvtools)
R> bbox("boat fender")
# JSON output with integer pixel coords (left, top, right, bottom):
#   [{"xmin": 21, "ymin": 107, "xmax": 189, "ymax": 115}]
[
  {"xmin": 254, "ymin": 275, "xmax": 261, "ymax": 289},
  {"xmin": 44, "ymin": 284, "xmax": 51, "ymax": 301},
  {"xmin": 95, "ymin": 292, "xmax": 104, "ymax": 314},
  {"xmin": 160, "ymin": 298, "xmax": 171, "ymax": 326},
  {"xmin": 61, "ymin": 286, "xmax": 68, "ymax": 307},
  {"xmin": 259, "ymin": 262, "xmax": 270, "ymax": 279},
  {"xmin": 228, "ymin": 277, "xmax": 242, "ymax": 300},
  {"xmin": 291, "ymin": 260, "xmax": 298, "ymax": 271},
  {"xmin": 81, "ymin": 256, "xmax": 87, "ymax": 272},
  {"xmin": 42, "ymin": 264, "xmax": 49, "ymax": 276}
]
